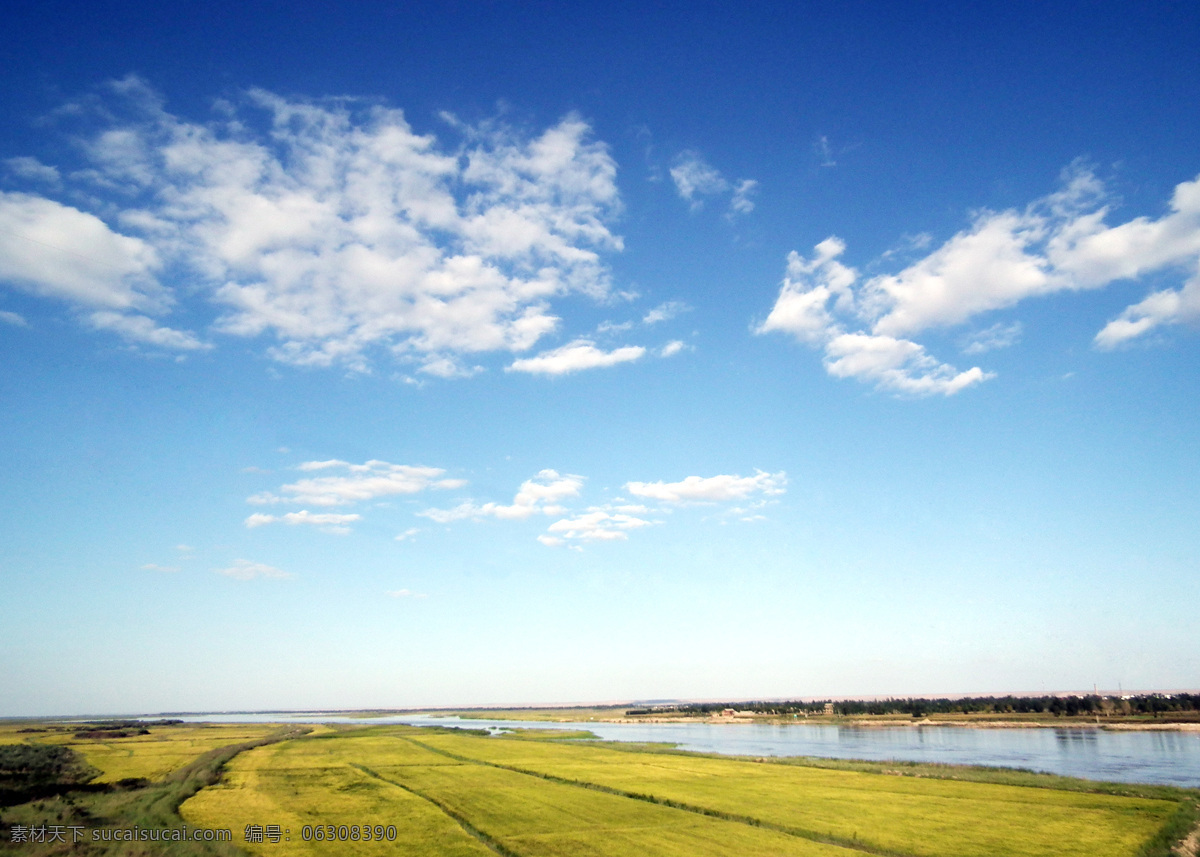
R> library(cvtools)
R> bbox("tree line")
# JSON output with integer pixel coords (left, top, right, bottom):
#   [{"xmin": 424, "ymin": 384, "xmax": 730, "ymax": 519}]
[{"xmin": 627, "ymin": 693, "xmax": 1200, "ymax": 718}]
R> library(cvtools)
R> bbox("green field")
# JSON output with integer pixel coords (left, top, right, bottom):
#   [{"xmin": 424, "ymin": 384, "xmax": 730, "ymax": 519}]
[
  {"xmin": 180, "ymin": 725, "xmax": 1193, "ymax": 857},
  {"xmin": 2, "ymin": 721, "xmax": 1196, "ymax": 856}
]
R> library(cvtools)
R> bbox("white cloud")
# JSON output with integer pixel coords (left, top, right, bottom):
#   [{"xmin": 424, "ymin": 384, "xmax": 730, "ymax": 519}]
[
  {"xmin": 660, "ymin": 340, "xmax": 685, "ymax": 357},
  {"xmin": 386, "ymin": 588, "xmax": 427, "ymax": 598},
  {"xmin": 4, "ymin": 156, "xmax": 60, "ymax": 183},
  {"xmin": 0, "ymin": 310, "xmax": 27, "ymax": 327},
  {"xmin": 670, "ymin": 153, "xmax": 728, "ymax": 206},
  {"xmin": 216, "ymin": 559, "xmax": 290, "ymax": 580},
  {"xmin": 542, "ymin": 507, "xmax": 655, "ymax": 544},
  {"xmin": 823, "ymin": 332, "xmax": 992, "ymax": 396},
  {"xmin": 506, "ymin": 339, "xmax": 645, "ymax": 375},
  {"xmin": 3, "ymin": 79, "xmax": 625, "ymax": 370},
  {"xmin": 625, "ymin": 470, "xmax": 786, "ymax": 504},
  {"xmin": 88, "ymin": 310, "xmax": 209, "ymax": 351},
  {"xmin": 249, "ymin": 459, "xmax": 463, "ymax": 506},
  {"xmin": 1094, "ymin": 275, "xmax": 1200, "ymax": 348},
  {"xmin": 0, "ymin": 192, "xmax": 163, "ymax": 310},
  {"xmin": 815, "ymin": 136, "xmax": 836, "ymax": 168},
  {"xmin": 730, "ymin": 179, "xmax": 758, "ymax": 215},
  {"xmin": 395, "ymin": 527, "xmax": 420, "ymax": 542},
  {"xmin": 244, "ymin": 510, "xmax": 362, "ymax": 532},
  {"xmin": 420, "ymin": 469, "xmax": 583, "ymax": 522},
  {"xmin": 642, "ymin": 300, "xmax": 688, "ymax": 325},
  {"xmin": 758, "ymin": 165, "xmax": 1200, "ymax": 392},
  {"xmin": 669, "ymin": 152, "xmax": 755, "ymax": 217},
  {"xmin": 961, "ymin": 321, "xmax": 1023, "ymax": 354}
]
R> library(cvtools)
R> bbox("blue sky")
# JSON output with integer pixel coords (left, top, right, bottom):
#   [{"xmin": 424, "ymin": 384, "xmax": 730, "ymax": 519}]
[{"xmin": 2, "ymin": 1, "xmax": 1198, "ymax": 716}]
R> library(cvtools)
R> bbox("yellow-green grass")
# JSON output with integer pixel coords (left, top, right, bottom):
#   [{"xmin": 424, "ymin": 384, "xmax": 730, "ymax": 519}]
[
  {"xmin": 183, "ymin": 729, "xmax": 859, "ymax": 857},
  {"xmin": 372, "ymin": 755, "xmax": 858, "ymax": 856},
  {"xmin": 410, "ymin": 728, "xmax": 1178, "ymax": 857},
  {"xmin": 27, "ymin": 723, "xmax": 284, "ymax": 782},
  {"xmin": 180, "ymin": 732, "xmax": 493, "ymax": 856}
]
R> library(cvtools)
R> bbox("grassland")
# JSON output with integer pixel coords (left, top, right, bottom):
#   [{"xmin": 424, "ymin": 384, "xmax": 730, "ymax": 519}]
[
  {"xmin": 0, "ymin": 721, "xmax": 298, "ymax": 856},
  {"xmin": 3, "ymin": 720, "xmax": 1195, "ymax": 856},
  {"xmin": 179, "ymin": 725, "xmax": 1193, "ymax": 857}
]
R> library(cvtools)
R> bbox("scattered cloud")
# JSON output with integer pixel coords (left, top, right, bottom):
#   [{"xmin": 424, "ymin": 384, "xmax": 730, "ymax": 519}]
[
  {"xmin": 248, "ymin": 459, "xmax": 464, "ymax": 506},
  {"xmin": 730, "ymin": 179, "xmax": 758, "ymax": 215},
  {"xmin": 625, "ymin": 470, "xmax": 786, "ymax": 504},
  {"xmin": 758, "ymin": 164, "xmax": 1200, "ymax": 393},
  {"xmin": 670, "ymin": 153, "xmax": 728, "ymax": 207},
  {"xmin": 669, "ymin": 151, "xmax": 756, "ymax": 217},
  {"xmin": 2, "ymin": 77, "xmax": 625, "ymax": 369},
  {"xmin": 395, "ymin": 527, "xmax": 420, "ymax": 542},
  {"xmin": 140, "ymin": 563, "xmax": 180, "ymax": 572},
  {"xmin": 420, "ymin": 469, "xmax": 583, "ymax": 522},
  {"xmin": 541, "ymin": 507, "xmax": 656, "ymax": 545},
  {"xmin": 0, "ymin": 310, "xmax": 27, "ymax": 327},
  {"xmin": 87, "ymin": 310, "xmax": 210, "ymax": 351},
  {"xmin": 4, "ymin": 156, "xmax": 60, "ymax": 183},
  {"xmin": 659, "ymin": 340, "xmax": 686, "ymax": 357},
  {"xmin": 1095, "ymin": 277, "xmax": 1200, "ymax": 348},
  {"xmin": 642, "ymin": 301, "xmax": 688, "ymax": 325},
  {"xmin": 815, "ymin": 136, "xmax": 836, "ymax": 168},
  {"xmin": 961, "ymin": 321, "xmax": 1023, "ymax": 355},
  {"xmin": 507, "ymin": 339, "xmax": 645, "ymax": 375},
  {"xmin": 244, "ymin": 510, "xmax": 361, "ymax": 532},
  {"xmin": 216, "ymin": 559, "xmax": 290, "ymax": 580},
  {"xmin": 386, "ymin": 588, "xmax": 427, "ymax": 598}
]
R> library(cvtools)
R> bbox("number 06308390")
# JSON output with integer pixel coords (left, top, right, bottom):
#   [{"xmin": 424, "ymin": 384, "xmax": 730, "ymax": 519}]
[{"xmin": 301, "ymin": 824, "xmax": 397, "ymax": 842}]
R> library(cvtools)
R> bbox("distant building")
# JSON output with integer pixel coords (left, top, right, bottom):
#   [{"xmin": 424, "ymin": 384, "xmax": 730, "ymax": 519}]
[
  {"xmin": 720, "ymin": 708, "xmax": 736, "ymax": 717},
  {"xmin": 824, "ymin": 703, "xmax": 835, "ymax": 716}
]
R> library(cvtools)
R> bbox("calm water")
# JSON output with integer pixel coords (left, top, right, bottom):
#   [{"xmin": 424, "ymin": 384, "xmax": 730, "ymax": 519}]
[{"xmin": 173, "ymin": 712, "xmax": 1200, "ymax": 787}]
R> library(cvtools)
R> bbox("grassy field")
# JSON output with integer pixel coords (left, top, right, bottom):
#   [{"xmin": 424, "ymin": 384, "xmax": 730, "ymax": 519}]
[
  {"xmin": 178, "ymin": 725, "xmax": 1192, "ymax": 857},
  {"xmin": 0, "ymin": 722, "xmax": 297, "ymax": 856},
  {"xmin": 3, "ymin": 721, "xmax": 1195, "ymax": 856}
]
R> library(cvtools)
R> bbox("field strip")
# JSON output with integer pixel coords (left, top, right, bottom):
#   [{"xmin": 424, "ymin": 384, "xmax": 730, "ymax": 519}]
[
  {"xmin": 399, "ymin": 736, "xmax": 909, "ymax": 857},
  {"xmin": 352, "ymin": 763, "xmax": 524, "ymax": 857}
]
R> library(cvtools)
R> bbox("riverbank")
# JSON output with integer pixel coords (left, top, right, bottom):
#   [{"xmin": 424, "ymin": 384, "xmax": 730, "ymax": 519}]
[{"xmin": 429, "ymin": 707, "xmax": 1200, "ymax": 731}]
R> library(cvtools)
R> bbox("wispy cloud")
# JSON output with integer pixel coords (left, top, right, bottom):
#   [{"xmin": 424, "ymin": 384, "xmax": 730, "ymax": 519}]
[
  {"xmin": 758, "ymin": 164, "xmax": 1200, "ymax": 393},
  {"xmin": 0, "ymin": 310, "xmax": 28, "ymax": 327},
  {"xmin": 244, "ymin": 510, "xmax": 361, "ymax": 533},
  {"xmin": 625, "ymin": 470, "xmax": 786, "ymax": 503},
  {"xmin": 249, "ymin": 459, "xmax": 463, "ymax": 507},
  {"xmin": 4, "ymin": 156, "xmax": 60, "ymax": 184},
  {"xmin": 815, "ymin": 135, "xmax": 836, "ymax": 168},
  {"xmin": 507, "ymin": 339, "xmax": 645, "ymax": 375},
  {"xmin": 642, "ymin": 301, "xmax": 688, "ymax": 325},
  {"xmin": 961, "ymin": 321, "xmax": 1023, "ymax": 355},
  {"xmin": 669, "ymin": 151, "xmax": 756, "ymax": 217},
  {"xmin": 420, "ymin": 469, "xmax": 583, "ymax": 523},
  {"xmin": 216, "ymin": 559, "xmax": 290, "ymax": 580},
  {"xmin": 540, "ymin": 506, "xmax": 656, "ymax": 546},
  {"xmin": 140, "ymin": 563, "xmax": 180, "ymax": 573}
]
